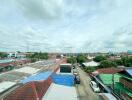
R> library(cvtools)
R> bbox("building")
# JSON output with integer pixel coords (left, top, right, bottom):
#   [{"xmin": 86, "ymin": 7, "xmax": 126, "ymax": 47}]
[
  {"xmin": 127, "ymin": 50, "xmax": 132, "ymax": 57},
  {"xmin": 42, "ymin": 83, "xmax": 77, "ymax": 100},
  {"xmin": 8, "ymin": 52, "xmax": 26, "ymax": 58},
  {"xmin": 92, "ymin": 67, "xmax": 132, "ymax": 100},
  {"xmin": 115, "ymin": 68, "xmax": 132, "ymax": 100},
  {"xmin": 0, "ymin": 81, "xmax": 16, "ymax": 94},
  {"xmin": 82, "ymin": 61, "xmax": 99, "ymax": 67},
  {"xmin": 59, "ymin": 63, "xmax": 72, "ymax": 73},
  {"xmin": 3, "ymin": 77, "xmax": 52, "ymax": 100}
]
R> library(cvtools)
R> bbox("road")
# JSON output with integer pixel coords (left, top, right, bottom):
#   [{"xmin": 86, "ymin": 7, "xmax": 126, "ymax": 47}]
[{"xmin": 75, "ymin": 67, "xmax": 98, "ymax": 100}]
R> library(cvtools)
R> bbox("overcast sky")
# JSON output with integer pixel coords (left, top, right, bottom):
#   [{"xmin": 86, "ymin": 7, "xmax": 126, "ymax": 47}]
[{"xmin": 0, "ymin": 0, "xmax": 132, "ymax": 53}]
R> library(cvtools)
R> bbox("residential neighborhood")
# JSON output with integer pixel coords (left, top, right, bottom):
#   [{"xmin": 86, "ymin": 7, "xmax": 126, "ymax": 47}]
[
  {"xmin": 0, "ymin": 52, "xmax": 131, "ymax": 100},
  {"xmin": 0, "ymin": 0, "xmax": 132, "ymax": 100}
]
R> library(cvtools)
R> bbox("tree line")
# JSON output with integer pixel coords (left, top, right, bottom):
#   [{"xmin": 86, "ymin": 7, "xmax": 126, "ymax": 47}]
[{"xmin": 26, "ymin": 52, "xmax": 48, "ymax": 62}]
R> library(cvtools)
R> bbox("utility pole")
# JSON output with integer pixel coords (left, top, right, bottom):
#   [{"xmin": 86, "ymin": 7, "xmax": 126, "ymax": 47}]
[{"xmin": 112, "ymin": 74, "xmax": 115, "ymax": 92}]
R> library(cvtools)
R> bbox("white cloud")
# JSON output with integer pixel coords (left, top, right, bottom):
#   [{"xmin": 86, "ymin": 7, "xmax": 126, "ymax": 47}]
[{"xmin": 0, "ymin": 0, "xmax": 132, "ymax": 52}]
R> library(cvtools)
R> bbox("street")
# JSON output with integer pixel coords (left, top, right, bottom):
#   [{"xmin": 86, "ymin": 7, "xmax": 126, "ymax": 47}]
[{"xmin": 75, "ymin": 67, "xmax": 98, "ymax": 100}]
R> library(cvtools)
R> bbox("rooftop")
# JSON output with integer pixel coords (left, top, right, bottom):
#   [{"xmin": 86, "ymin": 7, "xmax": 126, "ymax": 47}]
[
  {"xmin": 60, "ymin": 63, "xmax": 72, "ymax": 66},
  {"xmin": 92, "ymin": 68, "xmax": 123, "ymax": 75},
  {"xmin": 42, "ymin": 83, "xmax": 77, "ymax": 100},
  {"xmin": 0, "ymin": 81, "xmax": 16, "ymax": 93},
  {"xmin": 20, "ymin": 71, "xmax": 53, "ymax": 84},
  {"xmin": 98, "ymin": 74, "xmax": 121, "ymax": 85},
  {"xmin": 82, "ymin": 61, "xmax": 99, "ymax": 67},
  {"xmin": 14, "ymin": 67, "xmax": 40, "ymax": 74},
  {"xmin": 114, "ymin": 82, "xmax": 132, "ymax": 98}
]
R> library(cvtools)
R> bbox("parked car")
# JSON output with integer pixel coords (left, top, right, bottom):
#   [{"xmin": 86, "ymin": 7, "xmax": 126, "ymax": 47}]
[
  {"xmin": 75, "ymin": 75, "xmax": 80, "ymax": 84},
  {"xmin": 90, "ymin": 81, "xmax": 100, "ymax": 92},
  {"xmin": 98, "ymin": 93, "xmax": 117, "ymax": 100},
  {"xmin": 73, "ymin": 69, "xmax": 79, "ymax": 76}
]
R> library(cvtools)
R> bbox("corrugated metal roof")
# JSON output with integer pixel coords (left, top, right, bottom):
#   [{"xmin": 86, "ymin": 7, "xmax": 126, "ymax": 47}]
[
  {"xmin": 51, "ymin": 74, "xmax": 74, "ymax": 86},
  {"xmin": 0, "ymin": 81, "xmax": 16, "ymax": 93},
  {"xmin": 4, "ymin": 77, "xmax": 52, "ymax": 100},
  {"xmin": 20, "ymin": 71, "xmax": 53, "ymax": 84},
  {"xmin": 92, "ymin": 68, "xmax": 123, "ymax": 75},
  {"xmin": 82, "ymin": 61, "xmax": 99, "ymax": 67},
  {"xmin": 14, "ymin": 67, "xmax": 40, "ymax": 74},
  {"xmin": 114, "ymin": 82, "xmax": 132, "ymax": 97},
  {"xmin": 42, "ymin": 83, "xmax": 77, "ymax": 100},
  {"xmin": 98, "ymin": 74, "xmax": 121, "ymax": 85}
]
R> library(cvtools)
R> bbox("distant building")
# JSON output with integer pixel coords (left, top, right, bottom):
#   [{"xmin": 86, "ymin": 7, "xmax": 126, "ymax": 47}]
[
  {"xmin": 8, "ymin": 52, "xmax": 26, "ymax": 58},
  {"xmin": 127, "ymin": 50, "xmax": 132, "ymax": 57},
  {"xmin": 82, "ymin": 61, "xmax": 99, "ymax": 67}
]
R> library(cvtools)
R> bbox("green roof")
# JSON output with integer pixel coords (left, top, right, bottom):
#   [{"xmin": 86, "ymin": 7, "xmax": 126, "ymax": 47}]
[
  {"xmin": 99, "ymin": 74, "xmax": 121, "ymax": 85},
  {"xmin": 114, "ymin": 82, "xmax": 132, "ymax": 97}
]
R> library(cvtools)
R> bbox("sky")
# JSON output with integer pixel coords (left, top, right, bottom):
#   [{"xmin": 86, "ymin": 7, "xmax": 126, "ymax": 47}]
[{"xmin": 0, "ymin": 0, "xmax": 132, "ymax": 53}]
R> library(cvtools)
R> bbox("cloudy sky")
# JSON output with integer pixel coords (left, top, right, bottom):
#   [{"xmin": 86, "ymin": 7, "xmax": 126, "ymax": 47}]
[{"xmin": 0, "ymin": 0, "xmax": 132, "ymax": 52}]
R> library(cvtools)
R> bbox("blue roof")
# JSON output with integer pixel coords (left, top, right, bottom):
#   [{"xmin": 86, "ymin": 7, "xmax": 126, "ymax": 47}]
[
  {"xmin": 20, "ymin": 71, "xmax": 53, "ymax": 84},
  {"xmin": 51, "ymin": 73, "xmax": 74, "ymax": 86},
  {"xmin": 127, "ymin": 50, "xmax": 132, "ymax": 54},
  {"xmin": 126, "ymin": 69, "xmax": 132, "ymax": 76}
]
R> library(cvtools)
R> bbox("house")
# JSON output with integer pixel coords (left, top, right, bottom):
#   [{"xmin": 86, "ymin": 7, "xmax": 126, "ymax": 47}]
[
  {"xmin": 115, "ymin": 68, "xmax": 132, "ymax": 100},
  {"xmin": 3, "ymin": 77, "xmax": 52, "ymax": 100},
  {"xmin": 92, "ymin": 67, "xmax": 132, "ymax": 100},
  {"xmin": 82, "ymin": 61, "xmax": 99, "ymax": 67},
  {"xmin": 8, "ymin": 52, "xmax": 26, "ymax": 58}
]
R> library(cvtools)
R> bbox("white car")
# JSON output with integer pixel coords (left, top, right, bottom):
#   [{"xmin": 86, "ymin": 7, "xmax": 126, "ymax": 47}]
[
  {"xmin": 73, "ymin": 69, "xmax": 79, "ymax": 76},
  {"xmin": 90, "ymin": 81, "xmax": 100, "ymax": 92},
  {"xmin": 98, "ymin": 93, "xmax": 117, "ymax": 100}
]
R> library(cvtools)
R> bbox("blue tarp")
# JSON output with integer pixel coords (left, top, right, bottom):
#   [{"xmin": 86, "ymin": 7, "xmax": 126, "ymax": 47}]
[
  {"xmin": 20, "ymin": 71, "xmax": 53, "ymax": 84},
  {"xmin": 51, "ymin": 73, "xmax": 74, "ymax": 86}
]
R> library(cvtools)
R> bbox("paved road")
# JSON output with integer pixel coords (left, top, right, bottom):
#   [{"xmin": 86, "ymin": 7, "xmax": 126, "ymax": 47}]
[{"xmin": 75, "ymin": 67, "xmax": 98, "ymax": 100}]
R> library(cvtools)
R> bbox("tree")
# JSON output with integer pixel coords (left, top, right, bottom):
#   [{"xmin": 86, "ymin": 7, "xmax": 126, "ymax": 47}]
[
  {"xmin": 26, "ymin": 52, "xmax": 48, "ymax": 60},
  {"xmin": 114, "ymin": 59, "xmax": 123, "ymax": 66},
  {"xmin": 0, "ymin": 52, "xmax": 8, "ymax": 58},
  {"xmin": 121, "ymin": 56, "xmax": 132, "ymax": 67},
  {"xmin": 99, "ymin": 60, "xmax": 117, "ymax": 68},
  {"xmin": 67, "ymin": 56, "xmax": 77, "ymax": 64},
  {"xmin": 93, "ymin": 55, "xmax": 106, "ymax": 62},
  {"xmin": 76, "ymin": 54, "xmax": 87, "ymax": 64}
]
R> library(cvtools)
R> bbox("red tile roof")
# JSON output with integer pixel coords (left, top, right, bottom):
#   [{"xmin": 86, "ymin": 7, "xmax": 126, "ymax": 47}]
[
  {"xmin": 4, "ymin": 77, "xmax": 52, "ymax": 100},
  {"xmin": 92, "ymin": 68, "xmax": 124, "ymax": 75}
]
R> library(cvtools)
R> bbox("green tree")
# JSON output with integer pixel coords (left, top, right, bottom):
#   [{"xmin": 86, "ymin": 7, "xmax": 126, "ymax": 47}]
[
  {"xmin": 114, "ymin": 59, "xmax": 123, "ymax": 66},
  {"xmin": 93, "ymin": 55, "xmax": 106, "ymax": 62},
  {"xmin": 67, "ymin": 56, "xmax": 77, "ymax": 64},
  {"xmin": 76, "ymin": 54, "xmax": 87, "ymax": 64},
  {"xmin": 99, "ymin": 60, "xmax": 117, "ymax": 68},
  {"xmin": 0, "ymin": 52, "xmax": 8, "ymax": 58},
  {"xmin": 26, "ymin": 52, "xmax": 48, "ymax": 60},
  {"xmin": 121, "ymin": 56, "xmax": 132, "ymax": 67}
]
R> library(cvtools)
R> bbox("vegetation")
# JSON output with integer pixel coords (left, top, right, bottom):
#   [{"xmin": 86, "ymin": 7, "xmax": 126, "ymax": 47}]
[
  {"xmin": 0, "ymin": 52, "xmax": 8, "ymax": 59},
  {"xmin": 114, "ymin": 59, "xmax": 123, "ymax": 66},
  {"xmin": 67, "ymin": 56, "xmax": 77, "ymax": 64},
  {"xmin": 26, "ymin": 52, "xmax": 48, "ymax": 61},
  {"xmin": 76, "ymin": 54, "xmax": 87, "ymax": 64},
  {"xmin": 93, "ymin": 55, "xmax": 106, "ymax": 62},
  {"xmin": 99, "ymin": 60, "xmax": 117, "ymax": 68},
  {"xmin": 84, "ymin": 67, "xmax": 97, "ymax": 73},
  {"xmin": 121, "ymin": 56, "xmax": 132, "ymax": 67}
]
